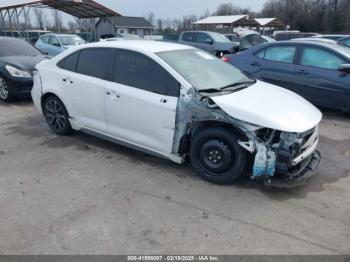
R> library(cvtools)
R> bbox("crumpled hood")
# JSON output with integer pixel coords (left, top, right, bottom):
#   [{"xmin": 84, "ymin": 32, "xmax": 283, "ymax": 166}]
[{"xmin": 211, "ymin": 81, "xmax": 322, "ymax": 133}]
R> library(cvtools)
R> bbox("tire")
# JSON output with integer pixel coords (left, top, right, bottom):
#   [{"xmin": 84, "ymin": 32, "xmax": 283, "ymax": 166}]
[
  {"xmin": 43, "ymin": 95, "xmax": 72, "ymax": 135},
  {"xmin": 190, "ymin": 127, "xmax": 247, "ymax": 184},
  {"xmin": 0, "ymin": 76, "xmax": 13, "ymax": 102}
]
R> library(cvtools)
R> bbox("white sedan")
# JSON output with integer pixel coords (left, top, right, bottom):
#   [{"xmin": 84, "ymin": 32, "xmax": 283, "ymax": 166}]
[{"xmin": 32, "ymin": 40, "xmax": 322, "ymax": 185}]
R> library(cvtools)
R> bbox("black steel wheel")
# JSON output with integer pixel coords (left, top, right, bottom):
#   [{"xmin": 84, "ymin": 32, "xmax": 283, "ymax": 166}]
[
  {"xmin": 0, "ymin": 76, "xmax": 11, "ymax": 102},
  {"xmin": 43, "ymin": 96, "xmax": 72, "ymax": 135},
  {"xmin": 190, "ymin": 127, "xmax": 247, "ymax": 184}
]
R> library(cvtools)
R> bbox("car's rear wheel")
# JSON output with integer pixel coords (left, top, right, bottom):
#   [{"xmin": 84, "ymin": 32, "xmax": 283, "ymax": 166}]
[
  {"xmin": 190, "ymin": 128, "xmax": 247, "ymax": 184},
  {"xmin": 0, "ymin": 76, "xmax": 12, "ymax": 102},
  {"xmin": 43, "ymin": 96, "xmax": 72, "ymax": 135}
]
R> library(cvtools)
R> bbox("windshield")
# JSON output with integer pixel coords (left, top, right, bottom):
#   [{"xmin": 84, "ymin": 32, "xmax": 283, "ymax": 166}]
[
  {"xmin": 57, "ymin": 35, "xmax": 85, "ymax": 45},
  {"xmin": 0, "ymin": 38, "xmax": 42, "ymax": 57},
  {"xmin": 241, "ymin": 34, "xmax": 267, "ymax": 50},
  {"xmin": 157, "ymin": 49, "xmax": 251, "ymax": 91},
  {"xmin": 208, "ymin": 32, "xmax": 232, "ymax": 43}
]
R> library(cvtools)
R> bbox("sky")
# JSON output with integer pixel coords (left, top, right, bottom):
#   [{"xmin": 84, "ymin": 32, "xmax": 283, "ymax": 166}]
[
  {"xmin": 0, "ymin": 0, "xmax": 267, "ymax": 27},
  {"xmin": 97, "ymin": 0, "xmax": 267, "ymax": 20}
]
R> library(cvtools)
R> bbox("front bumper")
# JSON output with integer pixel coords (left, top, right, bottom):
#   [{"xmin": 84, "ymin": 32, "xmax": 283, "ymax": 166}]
[
  {"xmin": 4, "ymin": 75, "xmax": 33, "ymax": 97},
  {"xmin": 267, "ymin": 151, "xmax": 321, "ymax": 188}
]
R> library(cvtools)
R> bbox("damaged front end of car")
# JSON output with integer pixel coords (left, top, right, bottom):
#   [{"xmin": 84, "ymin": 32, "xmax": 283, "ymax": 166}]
[
  {"xmin": 238, "ymin": 125, "xmax": 321, "ymax": 187},
  {"xmin": 173, "ymin": 85, "xmax": 322, "ymax": 187}
]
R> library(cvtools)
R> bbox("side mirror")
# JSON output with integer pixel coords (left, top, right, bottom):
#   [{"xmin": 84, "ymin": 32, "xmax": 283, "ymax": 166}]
[
  {"xmin": 52, "ymin": 42, "xmax": 61, "ymax": 47},
  {"xmin": 205, "ymin": 38, "xmax": 213, "ymax": 45},
  {"xmin": 338, "ymin": 64, "xmax": 350, "ymax": 73}
]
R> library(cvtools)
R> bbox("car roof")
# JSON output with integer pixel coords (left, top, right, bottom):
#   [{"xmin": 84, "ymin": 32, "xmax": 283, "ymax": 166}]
[
  {"xmin": 85, "ymin": 40, "xmax": 195, "ymax": 53},
  {"xmin": 41, "ymin": 33, "xmax": 79, "ymax": 37},
  {"xmin": 293, "ymin": 38, "xmax": 337, "ymax": 44}
]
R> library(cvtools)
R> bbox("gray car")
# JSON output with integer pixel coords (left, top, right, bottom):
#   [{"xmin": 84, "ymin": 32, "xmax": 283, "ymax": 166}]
[{"xmin": 179, "ymin": 31, "xmax": 238, "ymax": 57}]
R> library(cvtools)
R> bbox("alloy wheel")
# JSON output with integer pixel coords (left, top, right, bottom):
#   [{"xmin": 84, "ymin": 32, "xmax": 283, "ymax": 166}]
[
  {"xmin": 44, "ymin": 99, "xmax": 68, "ymax": 133},
  {"xmin": 0, "ymin": 77, "xmax": 9, "ymax": 100}
]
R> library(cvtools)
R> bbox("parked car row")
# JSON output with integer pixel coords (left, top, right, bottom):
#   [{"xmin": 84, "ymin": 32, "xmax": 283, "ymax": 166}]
[
  {"xmin": 161, "ymin": 30, "xmax": 268, "ymax": 57},
  {"xmin": 0, "ymin": 30, "xmax": 51, "ymax": 44}
]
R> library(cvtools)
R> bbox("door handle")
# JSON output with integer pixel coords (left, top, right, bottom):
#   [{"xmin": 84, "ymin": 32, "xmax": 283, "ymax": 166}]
[
  {"xmin": 296, "ymin": 69, "xmax": 309, "ymax": 75},
  {"xmin": 106, "ymin": 90, "xmax": 120, "ymax": 98},
  {"xmin": 250, "ymin": 61, "xmax": 261, "ymax": 67},
  {"xmin": 62, "ymin": 78, "xmax": 74, "ymax": 84}
]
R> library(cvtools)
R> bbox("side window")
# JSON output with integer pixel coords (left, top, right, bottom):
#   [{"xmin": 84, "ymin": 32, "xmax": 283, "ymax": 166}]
[
  {"xmin": 41, "ymin": 36, "xmax": 49, "ymax": 44},
  {"xmin": 49, "ymin": 36, "xmax": 60, "ymax": 46},
  {"xmin": 264, "ymin": 45, "xmax": 296, "ymax": 63},
  {"xmin": 254, "ymin": 48, "xmax": 266, "ymax": 59},
  {"xmin": 340, "ymin": 38, "xmax": 350, "ymax": 47},
  {"xmin": 76, "ymin": 48, "xmax": 113, "ymax": 79},
  {"xmin": 182, "ymin": 33, "xmax": 196, "ymax": 42},
  {"xmin": 301, "ymin": 47, "xmax": 346, "ymax": 70},
  {"xmin": 57, "ymin": 51, "xmax": 80, "ymax": 72},
  {"xmin": 197, "ymin": 33, "xmax": 212, "ymax": 44},
  {"xmin": 115, "ymin": 50, "xmax": 180, "ymax": 97}
]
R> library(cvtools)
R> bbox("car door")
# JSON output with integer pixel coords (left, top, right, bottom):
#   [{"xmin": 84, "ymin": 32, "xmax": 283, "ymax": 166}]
[
  {"xmin": 246, "ymin": 44, "xmax": 297, "ymax": 90},
  {"xmin": 196, "ymin": 33, "xmax": 214, "ymax": 54},
  {"xmin": 104, "ymin": 49, "xmax": 180, "ymax": 154},
  {"xmin": 36, "ymin": 35, "xmax": 50, "ymax": 54},
  {"xmin": 48, "ymin": 36, "xmax": 63, "ymax": 57},
  {"xmin": 293, "ymin": 45, "xmax": 350, "ymax": 110},
  {"xmin": 57, "ymin": 48, "xmax": 113, "ymax": 132}
]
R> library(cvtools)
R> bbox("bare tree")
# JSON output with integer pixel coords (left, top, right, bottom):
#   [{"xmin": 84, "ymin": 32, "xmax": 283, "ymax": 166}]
[
  {"xmin": 34, "ymin": 8, "xmax": 45, "ymax": 30},
  {"xmin": 156, "ymin": 18, "xmax": 163, "ymax": 33},
  {"xmin": 52, "ymin": 10, "xmax": 63, "ymax": 32},
  {"xmin": 260, "ymin": 0, "xmax": 350, "ymax": 33},
  {"xmin": 68, "ymin": 21, "xmax": 78, "ymax": 32},
  {"xmin": 144, "ymin": 12, "xmax": 155, "ymax": 26},
  {"xmin": 214, "ymin": 3, "xmax": 251, "ymax": 16}
]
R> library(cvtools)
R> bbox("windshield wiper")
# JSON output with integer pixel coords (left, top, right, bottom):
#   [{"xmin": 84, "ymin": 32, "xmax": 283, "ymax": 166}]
[
  {"xmin": 198, "ymin": 88, "xmax": 222, "ymax": 93},
  {"xmin": 198, "ymin": 80, "xmax": 256, "ymax": 94}
]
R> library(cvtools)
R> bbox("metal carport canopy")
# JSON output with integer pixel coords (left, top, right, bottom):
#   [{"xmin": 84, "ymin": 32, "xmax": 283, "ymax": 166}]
[{"xmin": 0, "ymin": 0, "xmax": 120, "ymax": 18}]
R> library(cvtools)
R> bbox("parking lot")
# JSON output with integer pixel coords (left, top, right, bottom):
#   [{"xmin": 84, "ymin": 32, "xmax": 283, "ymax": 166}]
[{"xmin": 0, "ymin": 100, "xmax": 349, "ymax": 254}]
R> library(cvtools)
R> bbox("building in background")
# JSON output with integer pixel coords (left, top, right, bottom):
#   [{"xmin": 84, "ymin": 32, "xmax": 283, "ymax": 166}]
[
  {"xmin": 193, "ymin": 15, "xmax": 259, "ymax": 34},
  {"xmin": 255, "ymin": 18, "xmax": 285, "ymax": 36},
  {"xmin": 193, "ymin": 15, "xmax": 285, "ymax": 35},
  {"xmin": 96, "ymin": 16, "xmax": 155, "ymax": 38}
]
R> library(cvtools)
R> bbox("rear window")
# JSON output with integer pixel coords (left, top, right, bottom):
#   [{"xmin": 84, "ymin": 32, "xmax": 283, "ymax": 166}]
[
  {"xmin": 182, "ymin": 33, "xmax": 196, "ymax": 42},
  {"xmin": 76, "ymin": 48, "xmax": 113, "ymax": 80},
  {"xmin": 57, "ymin": 51, "xmax": 80, "ymax": 72}
]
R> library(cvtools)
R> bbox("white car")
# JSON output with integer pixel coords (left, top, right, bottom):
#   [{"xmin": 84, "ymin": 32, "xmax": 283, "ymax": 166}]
[{"xmin": 31, "ymin": 40, "xmax": 322, "ymax": 185}]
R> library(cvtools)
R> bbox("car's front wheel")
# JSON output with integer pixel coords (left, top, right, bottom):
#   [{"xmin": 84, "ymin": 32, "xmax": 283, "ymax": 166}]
[
  {"xmin": 190, "ymin": 128, "xmax": 247, "ymax": 184},
  {"xmin": 0, "ymin": 76, "xmax": 12, "ymax": 102},
  {"xmin": 43, "ymin": 96, "xmax": 72, "ymax": 135}
]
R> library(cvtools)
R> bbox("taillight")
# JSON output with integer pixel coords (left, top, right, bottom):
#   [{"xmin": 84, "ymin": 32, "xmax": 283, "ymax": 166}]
[{"xmin": 221, "ymin": 56, "xmax": 231, "ymax": 62}]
